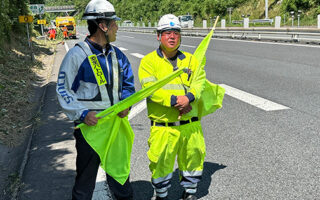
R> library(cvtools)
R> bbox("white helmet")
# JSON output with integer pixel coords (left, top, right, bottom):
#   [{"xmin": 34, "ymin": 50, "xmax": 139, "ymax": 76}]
[
  {"xmin": 157, "ymin": 14, "xmax": 181, "ymax": 32},
  {"xmin": 82, "ymin": 0, "xmax": 120, "ymax": 21}
]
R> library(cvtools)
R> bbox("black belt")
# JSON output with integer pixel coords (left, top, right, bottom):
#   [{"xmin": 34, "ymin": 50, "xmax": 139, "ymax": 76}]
[{"xmin": 151, "ymin": 117, "xmax": 199, "ymax": 127}]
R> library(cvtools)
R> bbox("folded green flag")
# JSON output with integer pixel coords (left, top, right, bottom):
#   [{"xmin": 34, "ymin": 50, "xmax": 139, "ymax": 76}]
[
  {"xmin": 78, "ymin": 67, "xmax": 186, "ymax": 185},
  {"xmin": 191, "ymin": 16, "xmax": 225, "ymax": 118}
]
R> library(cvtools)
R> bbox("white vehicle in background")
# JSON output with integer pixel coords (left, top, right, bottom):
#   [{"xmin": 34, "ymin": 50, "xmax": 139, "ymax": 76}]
[{"xmin": 178, "ymin": 15, "xmax": 194, "ymax": 28}]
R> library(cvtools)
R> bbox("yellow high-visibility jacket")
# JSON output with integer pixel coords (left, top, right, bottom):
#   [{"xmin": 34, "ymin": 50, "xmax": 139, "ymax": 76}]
[{"xmin": 139, "ymin": 48, "xmax": 206, "ymax": 122}]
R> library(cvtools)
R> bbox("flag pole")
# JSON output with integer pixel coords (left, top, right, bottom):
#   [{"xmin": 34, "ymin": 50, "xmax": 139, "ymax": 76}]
[{"xmin": 178, "ymin": 16, "xmax": 219, "ymax": 120}]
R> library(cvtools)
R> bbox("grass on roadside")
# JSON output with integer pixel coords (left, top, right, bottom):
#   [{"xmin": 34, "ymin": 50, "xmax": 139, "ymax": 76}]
[{"xmin": 0, "ymin": 35, "xmax": 61, "ymax": 147}]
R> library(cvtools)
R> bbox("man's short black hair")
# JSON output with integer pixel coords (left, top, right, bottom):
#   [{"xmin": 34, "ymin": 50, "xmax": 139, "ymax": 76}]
[{"xmin": 87, "ymin": 19, "xmax": 111, "ymax": 36}]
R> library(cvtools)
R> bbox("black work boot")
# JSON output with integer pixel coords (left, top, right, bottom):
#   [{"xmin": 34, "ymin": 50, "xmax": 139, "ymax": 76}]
[{"xmin": 182, "ymin": 191, "xmax": 197, "ymax": 200}]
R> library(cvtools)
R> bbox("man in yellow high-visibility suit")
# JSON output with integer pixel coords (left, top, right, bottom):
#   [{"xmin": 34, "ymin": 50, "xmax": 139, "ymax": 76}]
[{"xmin": 138, "ymin": 14, "xmax": 207, "ymax": 200}]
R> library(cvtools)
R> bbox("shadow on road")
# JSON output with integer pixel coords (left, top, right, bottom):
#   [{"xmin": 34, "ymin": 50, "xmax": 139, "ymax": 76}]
[
  {"xmin": 131, "ymin": 162, "xmax": 227, "ymax": 200},
  {"xmin": 17, "ymin": 81, "xmax": 76, "ymax": 200}
]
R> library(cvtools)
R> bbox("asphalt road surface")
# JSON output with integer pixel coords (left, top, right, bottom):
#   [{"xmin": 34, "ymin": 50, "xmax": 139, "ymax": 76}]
[{"xmin": 18, "ymin": 26, "xmax": 320, "ymax": 200}]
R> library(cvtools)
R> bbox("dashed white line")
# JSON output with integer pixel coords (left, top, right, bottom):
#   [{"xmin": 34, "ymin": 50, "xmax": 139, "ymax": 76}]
[
  {"xmin": 181, "ymin": 44, "xmax": 196, "ymax": 48},
  {"xmin": 130, "ymin": 53, "xmax": 145, "ymax": 58},
  {"xmin": 93, "ymin": 167, "xmax": 110, "ymax": 199},
  {"xmin": 64, "ymin": 42, "xmax": 69, "ymax": 52},
  {"xmin": 122, "ymin": 35, "xmax": 134, "ymax": 38},
  {"xmin": 220, "ymin": 84, "xmax": 290, "ymax": 111},
  {"xmin": 128, "ymin": 100, "xmax": 147, "ymax": 120},
  {"xmin": 78, "ymin": 33, "xmax": 88, "ymax": 37},
  {"xmin": 118, "ymin": 47, "xmax": 128, "ymax": 51}
]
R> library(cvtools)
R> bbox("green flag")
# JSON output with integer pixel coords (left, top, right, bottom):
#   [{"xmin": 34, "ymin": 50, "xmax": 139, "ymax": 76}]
[{"xmin": 190, "ymin": 16, "xmax": 225, "ymax": 118}]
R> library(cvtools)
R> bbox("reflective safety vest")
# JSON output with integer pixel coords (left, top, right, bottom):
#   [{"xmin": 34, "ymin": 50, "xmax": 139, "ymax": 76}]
[
  {"xmin": 76, "ymin": 42, "xmax": 120, "ymax": 110},
  {"xmin": 138, "ymin": 49, "xmax": 206, "ymax": 122}
]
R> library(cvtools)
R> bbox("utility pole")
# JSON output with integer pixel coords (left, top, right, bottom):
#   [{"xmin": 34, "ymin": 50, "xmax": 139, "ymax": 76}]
[
  {"xmin": 227, "ymin": 7, "xmax": 233, "ymax": 24},
  {"xmin": 265, "ymin": 0, "xmax": 268, "ymax": 19}
]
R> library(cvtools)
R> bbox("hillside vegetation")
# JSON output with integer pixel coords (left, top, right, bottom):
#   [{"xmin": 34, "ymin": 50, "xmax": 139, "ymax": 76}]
[
  {"xmin": 0, "ymin": 0, "xmax": 58, "ymax": 146},
  {"xmin": 42, "ymin": 0, "xmax": 320, "ymax": 26},
  {"xmin": 109, "ymin": 0, "xmax": 320, "ymax": 25}
]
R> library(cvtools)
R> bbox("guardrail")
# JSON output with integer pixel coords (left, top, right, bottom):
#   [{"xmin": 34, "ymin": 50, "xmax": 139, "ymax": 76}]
[
  {"xmin": 119, "ymin": 26, "xmax": 320, "ymax": 44},
  {"xmin": 232, "ymin": 19, "xmax": 274, "ymax": 25}
]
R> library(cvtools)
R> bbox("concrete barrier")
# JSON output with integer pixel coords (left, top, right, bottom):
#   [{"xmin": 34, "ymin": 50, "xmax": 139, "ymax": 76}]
[
  {"xmin": 221, "ymin": 19, "xmax": 226, "ymax": 29},
  {"xmin": 244, "ymin": 18, "xmax": 249, "ymax": 28},
  {"xmin": 275, "ymin": 16, "xmax": 281, "ymax": 28}
]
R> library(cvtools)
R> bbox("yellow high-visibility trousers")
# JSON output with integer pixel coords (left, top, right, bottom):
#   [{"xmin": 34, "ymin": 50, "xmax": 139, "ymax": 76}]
[{"xmin": 148, "ymin": 121, "xmax": 205, "ymax": 196}]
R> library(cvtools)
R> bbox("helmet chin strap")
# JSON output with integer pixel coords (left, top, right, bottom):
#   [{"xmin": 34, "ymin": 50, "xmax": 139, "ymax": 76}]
[
  {"xmin": 94, "ymin": 20, "xmax": 110, "ymax": 44},
  {"xmin": 103, "ymin": 29, "xmax": 110, "ymax": 44},
  {"xmin": 99, "ymin": 24, "xmax": 110, "ymax": 44},
  {"xmin": 158, "ymin": 33, "xmax": 162, "ymax": 45}
]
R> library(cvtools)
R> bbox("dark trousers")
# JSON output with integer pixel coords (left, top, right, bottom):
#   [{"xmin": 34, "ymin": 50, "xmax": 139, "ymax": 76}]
[{"xmin": 72, "ymin": 128, "xmax": 133, "ymax": 200}]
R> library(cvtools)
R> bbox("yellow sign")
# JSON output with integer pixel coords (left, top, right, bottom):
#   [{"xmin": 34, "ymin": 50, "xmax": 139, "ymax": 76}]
[
  {"xmin": 19, "ymin": 15, "xmax": 33, "ymax": 23},
  {"xmin": 88, "ymin": 55, "xmax": 107, "ymax": 86},
  {"xmin": 37, "ymin": 19, "xmax": 46, "ymax": 24}
]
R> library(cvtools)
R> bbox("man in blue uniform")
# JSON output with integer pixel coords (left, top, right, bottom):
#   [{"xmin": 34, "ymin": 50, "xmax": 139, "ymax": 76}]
[{"xmin": 56, "ymin": 0, "xmax": 135, "ymax": 199}]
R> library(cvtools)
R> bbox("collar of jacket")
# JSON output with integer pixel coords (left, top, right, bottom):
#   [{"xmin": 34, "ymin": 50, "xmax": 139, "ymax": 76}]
[
  {"xmin": 85, "ymin": 37, "xmax": 113, "ymax": 55},
  {"xmin": 156, "ymin": 47, "xmax": 186, "ymax": 60}
]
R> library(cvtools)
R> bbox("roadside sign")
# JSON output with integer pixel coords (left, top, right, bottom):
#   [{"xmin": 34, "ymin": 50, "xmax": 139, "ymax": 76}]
[
  {"xmin": 37, "ymin": 19, "xmax": 46, "ymax": 24},
  {"xmin": 29, "ymin": 4, "xmax": 45, "ymax": 15},
  {"xmin": 19, "ymin": 15, "xmax": 33, "ymax": 23}
]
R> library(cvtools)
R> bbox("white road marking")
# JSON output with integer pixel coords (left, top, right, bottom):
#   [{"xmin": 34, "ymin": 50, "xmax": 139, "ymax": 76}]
[
  {"xmin": 128, "ymin": 100, "xmax": 147, "ymax": 120},
  {"xmin": 64, "ymin": 42, "xmax": 69, "ymax": 52},
  {"xmin": 122, "ymin": 35, "xmax": 134, "ymax": 38},
  {"xmin": 130, "ymin": 53, "xmax": 145, "ymax": 58},
  {"xmin": 220, "ymin": 84, "xmax": 290, "ymax": 111},
  {"xmin": 181, "ymin": 44, "xmax": 196, "ymax": 48},
  {"xmin": 78, "ymin": 33, "xmax": 87, "ymax": 37},
  {"xmin": 118, "ymin": 47, "xmax": 128, "ymax": 51},
  {"xmin": 93, "ymin": 167, "xmax": 111, "ymax": 199}
]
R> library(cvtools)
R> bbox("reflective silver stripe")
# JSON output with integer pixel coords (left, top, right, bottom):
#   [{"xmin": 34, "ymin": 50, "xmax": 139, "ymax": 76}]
[
  {"xmin": 109, "ymin": 46, "xmax": 120, "ymax": 104},
  {"xmin": 76, "ymin": 42, "xmax": 92, "ymax": 55},
  {"xmin": 157, "ymin": 191, "xmax": 168, "ymax": 198},
  {"xmin": 141, "ymin": 76, "xmax": 157, "ymax": 85},
  {"xmin": 155, "ymin": 187, "xmax": 168, "ymax": 193},
  {"xmin": 76, "ymin": 42, "xmax": 120, "ymax": 108},
  {"xmin": 185, "ymin": 188, "xmax": 197, "ymax": 194},
  {"xmin": 184, "ymin": 183, "xmax": 197, "ymax": 188},
  {"xmin": 78, "ymin": 42, "xmax": 110, "ymax": 106},
  {"xmin": 181, "ymin": 170, "xmax": 203, "ymax": 177},
  {"xmin": 162, "ymin": 84, "xmax": 186, "ymax": 90},
  {"xmin": 152, "ymin": 173, "xmax": 173, "ymax": 184}
]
